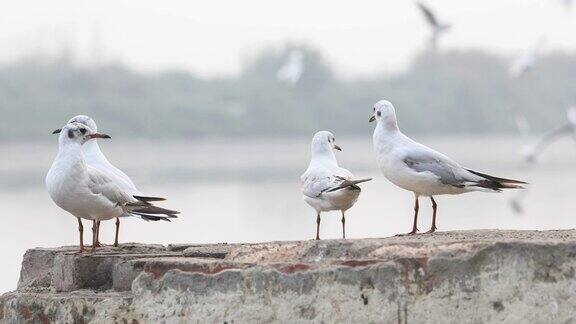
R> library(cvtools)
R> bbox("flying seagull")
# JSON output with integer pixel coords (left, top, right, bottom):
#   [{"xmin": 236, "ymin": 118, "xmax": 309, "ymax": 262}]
[
  {"xmin": 47, "ymin": 123, "xmax": 178, "ymax": 253},
  {"xmin": 276, "ymin": 50, "xmax": 304, "ymax": 85},
  {"xmin": 506, "ymin": 111, "xmax": 534, "ymax": 215},
  {"xmin": 370, "ymin": 100, "xmax": 526, "ymax": 235},
  {"xmin": 301, "ymin": 131, "xmax": 371, "ymax": 240},
  {"xmin": 52, "ymin": 115, "xmax": 177, "ymax": 247},
  {"xmin": 523, "ymin": 106, "xmax": 576, "ymax": 164},
  {"xmin": 509, "ymin": 37, "xmax": 547, "ymax": 79},
  {"xmin": 416, "ymin": 1, "xmax": 451, "ymax": 48}
]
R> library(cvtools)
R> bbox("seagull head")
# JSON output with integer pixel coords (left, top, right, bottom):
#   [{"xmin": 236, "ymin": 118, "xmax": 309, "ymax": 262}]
[
  {"xmin": 52, "ymin": 115, "xmax": 98, "ymax": 135},
  {"xmin": 370, "ymin": 100, "xmax": 398, "ymax": 130},
  {"xmin": 57, "ymin": 122, "xmax": 110, "ymax": 146},
  {"xmin": 68, "ymin": 115, "xmax": 98, "ymax": 131},
  {"xmin": 311, "ymin": 130, "xmax": 341, "ymax": 155}
]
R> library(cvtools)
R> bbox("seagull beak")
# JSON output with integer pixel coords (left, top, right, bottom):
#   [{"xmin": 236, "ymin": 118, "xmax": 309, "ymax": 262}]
[
  {"xmin": 87, "ymin": 133, "xmax": 111, "ymax": 140},
  {"xmin": 52, "ymin": 128, "xmax": 62, "ymax": 134},
  {"xmin": 333, "ymin": 144, "xmax": 342, "ymax": 151},
  {"xmin": 369, "ymin": 115, "xmax": 376, "ymax": 123}
]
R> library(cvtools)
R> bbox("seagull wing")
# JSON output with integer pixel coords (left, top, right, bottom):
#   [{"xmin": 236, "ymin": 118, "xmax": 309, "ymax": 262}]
[
  {"xmin": 417, "ymin": 2, "xmax": 439, "ymax": 28},
  {"xmin": 302, "ymin": 174, "xmax": 371, "ymax": 198},
  {"xmin": 87, "ymin": 167, "xmax": 179, "ymax": 220},
  {"xmin": 302, "ymin": 175, "xmax": 341, "ymax": 198},
  {"xmin": 403, "ymin": 148, "xmax": 525, "ymax": 191},
  {"xmin": 525, "ymin": 123, "xmax": 572, "ymax": 163},
  {"xmin": 86, "ymin": 166, "xmax": 136, "ymax": 208},
  {"xmin": 403, "ymin": 151, "xmax": 465, "ymax": 188}
]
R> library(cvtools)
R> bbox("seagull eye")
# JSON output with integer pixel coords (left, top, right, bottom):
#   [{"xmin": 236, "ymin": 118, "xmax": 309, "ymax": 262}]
[
  {"xmin": 373, "ymin": 107, "xmax": 375, "ymax": 112},
  {"xmin": 377, "ymin": 111, "xmax": 382, "ymax": 117},
  {"xmin": 79, "ymin": 128, "xmax": 86, "ymax": 134}
]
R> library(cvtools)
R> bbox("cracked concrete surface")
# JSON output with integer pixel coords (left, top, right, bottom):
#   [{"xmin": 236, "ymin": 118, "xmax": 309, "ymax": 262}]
[{"xmin": 2, "ymin": 230, "xmax": 576, "ymax": 323}]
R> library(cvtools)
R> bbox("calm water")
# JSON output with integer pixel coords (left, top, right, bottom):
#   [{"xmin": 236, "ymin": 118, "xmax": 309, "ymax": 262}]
[{"xmin": 1, "ymin": 135, "xmax": 575, "ymax": 293}]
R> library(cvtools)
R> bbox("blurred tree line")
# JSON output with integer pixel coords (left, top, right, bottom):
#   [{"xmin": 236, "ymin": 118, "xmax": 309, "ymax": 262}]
[{"xmin": 0, "ymin": 46, "xmax": 575, "ymax": 140}]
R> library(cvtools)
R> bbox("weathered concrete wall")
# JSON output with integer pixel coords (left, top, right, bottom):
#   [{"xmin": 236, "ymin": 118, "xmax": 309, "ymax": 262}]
[{"xmin": 2, "ymin": 230, "xmax": 576, "ymax": 323}]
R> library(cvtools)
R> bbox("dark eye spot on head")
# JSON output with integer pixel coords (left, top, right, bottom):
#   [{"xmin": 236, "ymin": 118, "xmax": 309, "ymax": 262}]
[
  {"xmin": 373, "ymin": 107, "xmax": 375, "ymax": 112},
  {"xmin": 79, "ymin": 128, "xmax": 86, "ymax": 134},
  {"xmin": 67, "ymin": 129, "xmax": 74, "ymax": 139},
  {"xmin": 377, "ymin": 111, "xmax": 382, "ymax": 117}
]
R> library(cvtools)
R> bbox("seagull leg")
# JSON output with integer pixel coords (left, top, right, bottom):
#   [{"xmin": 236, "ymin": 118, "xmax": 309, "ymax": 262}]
[
  {"xmin": 396, "ymin": 196, "xmax": 419, "ymax": 236},
  {"xmin": 410, "ymin": 197, "xmax": 420, "ymax": 234},
  {"xmin": 77, "ymin": 218, "xmax": 84, "ymax": 253},
  {"xmin": 341, "ymin": 211, "xmax": 346, "ymax": 239},
  {"xmin": 425, "ymin": 197, "xmax": 438, "ymax": 234},
  {"xmin": 114, "ymin": 217, "xmax": 120, "ymax": 247},
  {"xmin": 90, "ymin": 220, "xmax": 98, "ymax": 253},
  {"xmin": 94, "ymin": 221, "xmax": 101, "ymax": 247},
  {"xmin": 316, "ymin": 212, "xmax": 321, "ymax": 240}
]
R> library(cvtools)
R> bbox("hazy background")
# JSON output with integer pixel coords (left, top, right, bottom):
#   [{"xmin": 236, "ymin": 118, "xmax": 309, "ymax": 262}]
[{"xmin": 1, "ymin": 0, "xmax": 575, "ymax": 293}]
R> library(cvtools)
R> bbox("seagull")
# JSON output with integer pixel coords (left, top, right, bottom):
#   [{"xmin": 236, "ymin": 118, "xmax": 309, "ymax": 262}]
[
  {"xmin": 416, "ymin": 1, "xmax": 451, "ymax": 49},
  {"xmin": 301, "ymin": 131, "xmax": 371, "ymax": 240},
  {"xmin": 52, "ymin": 115, "xmax": 173, "ymax": 247},
  {"xmin": 508, "ymin": 113, "xmax": 532, "ymax": 214},
  {"xmin": 370, "ymin": 100, "xmax": 526, "ymax": 235},
  {"xmin": 509, "ymin": 37, "xmax": 546, "ymax": 79},
  {"xmin": 46, "ymin": 122, "xmax": 178, "ymax": 253},
  {"xmin": 276, "ymin": 50, "xmax": 304, "ymax": 85},
  {"xmin": 523, "ymin": 106, "xmax": 576, "ymax": 164}
]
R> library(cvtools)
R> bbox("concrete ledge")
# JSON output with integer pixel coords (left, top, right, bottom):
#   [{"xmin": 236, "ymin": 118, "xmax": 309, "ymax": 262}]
[{"xmin": 2, "ymin": 230, "xmax": 576, "ymax": 323}]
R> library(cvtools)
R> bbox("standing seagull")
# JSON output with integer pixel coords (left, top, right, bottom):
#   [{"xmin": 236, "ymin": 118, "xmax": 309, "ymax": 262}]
[
  {"xmin": 416, "ymin": 1, "xmax": 451, "ymax": 49},
  {"xmin": 370, "ymin": 100, "xmax": 525, "ymax": 235},
  {"xmin": 301, "ymin": 131, "xmax": 371, "ymax": 240},
  {"xmin": 46, "ymin": 123, "xmax": 178, "ymax": 252},
  {"xmin": 52, "ymin": 115, "xmax": 170, "ymax": 247}
]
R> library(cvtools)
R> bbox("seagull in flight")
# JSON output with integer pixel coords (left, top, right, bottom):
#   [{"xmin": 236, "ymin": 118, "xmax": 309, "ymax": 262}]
[
  {"xmin": 301, "ymin": 131, "xmax": 371, "ymax": 240},
  {"xmin": 523, "ymin": 106, "xmax": 576, "ymax": 164},
  {"xmin": 47, "ymin": 123, "xmax": 178, "ymax": 253},
  {"xmin": 509, "ymin": 37, "xmax": 547, "ymax": 79},
  {"xmin": 370, "ymin": 100, "xmax": 526, "ymax": 235},
  {"xmin": 416, "ymin": 1, "xmax": 451, "ymax": 48},
  {"xmin": 52, "ymin": 115, "xmax": 176, "ymax": 247},
  {"xmin": 276, "ymin": 50, "xmax": 304, "ymax": 85}
]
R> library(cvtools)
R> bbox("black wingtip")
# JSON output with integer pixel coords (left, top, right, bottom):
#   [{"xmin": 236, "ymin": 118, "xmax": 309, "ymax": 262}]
[
  {"xmin": 133, "ymin": 195, "xmax": 167, "ymax": 202},
  {"xmin": 467, "ymin": 169, "xmax": 527, "ymax": 191},
  {"xmin": 466, "ymin": 169, "xmax": 528, "ymax": 185},
  {"xmin": 131, "ymin": 212, "xmax": 178, "ymax": 221}
]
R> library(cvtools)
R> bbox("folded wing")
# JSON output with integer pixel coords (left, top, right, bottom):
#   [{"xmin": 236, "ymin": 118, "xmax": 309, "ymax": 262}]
[
  {"xmin": 302, "ymin": 175, "xmax": 371, "ymax": 198},
  {"xmin": 87, "ymin": 167, "xmax": 179, "ymax": 221}
]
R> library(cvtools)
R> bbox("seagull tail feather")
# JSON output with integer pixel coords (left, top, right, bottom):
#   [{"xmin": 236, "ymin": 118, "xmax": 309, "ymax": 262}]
[
  {"xmin": 466, "ymin": 169, "xmax": 527, "ymax": 191},
  {"xmin": 326, "ymin": 178, "xmax": 373, "ymax": 193},
  {"xmin": 130, "ymin": 212, "xmax": 174, "ymax": 222},
  {"xmin": 132, "ymin": 205, "xmax": 180, "ymax": 216}
]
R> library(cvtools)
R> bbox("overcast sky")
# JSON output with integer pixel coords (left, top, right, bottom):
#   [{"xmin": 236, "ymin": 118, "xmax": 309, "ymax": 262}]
[{"xmin": 0, "ymin": 0, "xmax": 574, "ymax": 77}]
